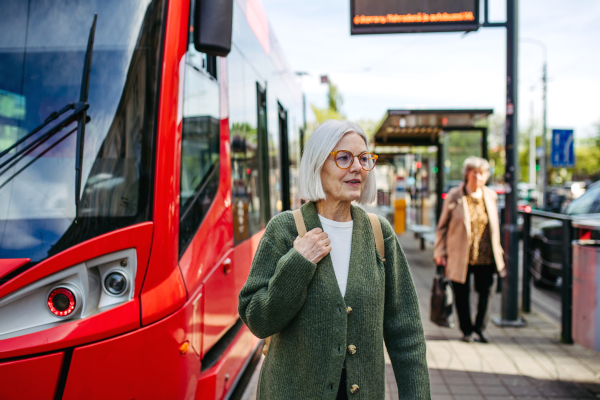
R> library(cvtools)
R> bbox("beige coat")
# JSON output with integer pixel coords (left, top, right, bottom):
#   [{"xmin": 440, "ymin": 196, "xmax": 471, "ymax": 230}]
[{"xmin": 434, "ymin": 183, "xmax": 506, "ymax": 284}]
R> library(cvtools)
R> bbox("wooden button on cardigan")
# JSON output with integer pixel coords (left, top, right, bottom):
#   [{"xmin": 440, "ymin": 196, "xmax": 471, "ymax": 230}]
[{"xmin": 238, "ymin": 202, "xmax": 431, "ymax": 399}]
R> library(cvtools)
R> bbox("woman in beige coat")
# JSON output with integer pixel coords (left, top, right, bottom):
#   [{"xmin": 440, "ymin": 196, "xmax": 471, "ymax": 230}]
[{"xmin": 434, "ymin": 157, "xmax": 506, "ymax": 343}]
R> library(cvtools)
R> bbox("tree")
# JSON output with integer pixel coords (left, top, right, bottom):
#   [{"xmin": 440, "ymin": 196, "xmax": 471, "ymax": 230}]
[
  {"xmin": 571, "ymin": 121, "xmax": 600, "ymax": 182},
  {"xmin": 327, "ymin": 81, "xmax": 343, "ymax": 113},
  {"xmin": 354, "ymin": 118, "xmax": 379, "ymax": 140},
  {"xmin": 311, "ymin": 80, "xmax": 345, "ymax": 124}
]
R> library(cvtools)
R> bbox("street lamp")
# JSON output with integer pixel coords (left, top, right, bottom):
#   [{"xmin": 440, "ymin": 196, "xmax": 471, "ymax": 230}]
[{"xmin": 521, "ymin": 38, "xmax": 548, "ymax": 209}]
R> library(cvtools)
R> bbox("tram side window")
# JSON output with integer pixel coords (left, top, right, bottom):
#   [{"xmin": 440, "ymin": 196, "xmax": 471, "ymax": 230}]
[
  {"xmin": 229, "ymin": 50, "xmax": 272, "ymax": 243},
  {"xmin": 179, "ymin": 44, "xmax": 220, "ymax": 257}
]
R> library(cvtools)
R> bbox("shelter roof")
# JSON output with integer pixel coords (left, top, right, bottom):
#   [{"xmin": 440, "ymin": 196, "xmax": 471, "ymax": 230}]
[{"xmin": 373, "ymin": 109, "xmax": 493, "ymax": 147}]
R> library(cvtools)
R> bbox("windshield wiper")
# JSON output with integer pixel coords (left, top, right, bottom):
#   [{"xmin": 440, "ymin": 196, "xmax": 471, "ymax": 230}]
[
  {"xmin": 74, "ymin": 13, "xmax": 97, "ymax": 221},
  {"xmin": 0, "ymin": 14, "xmax": 97, "ymax": 222},
  {"xmin": 0, "ymin": 103, "xmax": 89, "ymax": 175}
]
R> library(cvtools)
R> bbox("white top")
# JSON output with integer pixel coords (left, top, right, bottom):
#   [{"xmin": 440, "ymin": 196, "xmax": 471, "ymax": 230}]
[{"xmin": 318, "ymin": 215, "xmax": 353, "ymax": 297}]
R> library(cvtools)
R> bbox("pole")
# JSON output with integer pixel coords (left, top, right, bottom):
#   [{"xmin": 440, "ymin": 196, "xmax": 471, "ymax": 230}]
[
  {"xmin": 494, "ymin": 0, "xmax": 526, "ymax": 327},
  {"xmin": 481, "ymin": 127, "xmax": 488, "ymax": 160},
  {"xmin": 419, "ymin": 153, "xmax": 424, "ymax": 226},
  {"xmin": 301, "ymin": 93, "xmax": 306, "ymax": 155},
  {"xmin": 529, "ymin": 100, "xmax": 535, "ymax": 186},
  {"xmin": 541, "ymin": 63, "xmax": 548, "ymax": 209},
  {"xmin": 522, "ymin": 212, "xmax": 531, "ymax": 313},
  {"xmin": 436, "ymin": 137, "xmax": 444, "ymax": 222}
]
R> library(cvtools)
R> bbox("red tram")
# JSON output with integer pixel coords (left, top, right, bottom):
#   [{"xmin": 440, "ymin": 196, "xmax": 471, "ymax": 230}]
[{"xmin": 0, "ymin": 0, "xmax": 304, "ymax": 398}]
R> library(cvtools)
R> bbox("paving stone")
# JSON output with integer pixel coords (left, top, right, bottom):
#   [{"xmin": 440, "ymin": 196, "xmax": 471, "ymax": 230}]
[
  {"xmin": 431, "ymin": 395, "xmax": 454, "ymax": 400},
  {"xmin": 507, "ymin": 385, "xmax": 541, "ymax": 396},
  {"xmin": 474, "ymin": 377, "xmax": 506, "ymax": 387},
  {"xmin": 479, "ymin": 386, "xmax": 511, "ymax": 396},
  {"xmin": 431, "ymin": 384, "xmax": 451, "ymax": 394},
  {"xmin": 449, "ymin": 385, "xmax": 481, "ymax": 395}
]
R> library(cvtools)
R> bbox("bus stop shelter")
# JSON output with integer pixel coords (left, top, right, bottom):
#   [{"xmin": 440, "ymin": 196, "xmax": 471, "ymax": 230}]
[{"xmin": 372, "ymin": 109, "xmax": 493, "ymax": 222}]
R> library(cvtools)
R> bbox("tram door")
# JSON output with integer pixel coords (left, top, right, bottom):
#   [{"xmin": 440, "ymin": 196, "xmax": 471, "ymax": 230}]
[{"xmin": 278, "ymin": 102, "xmax": 290, "ymax": 212}]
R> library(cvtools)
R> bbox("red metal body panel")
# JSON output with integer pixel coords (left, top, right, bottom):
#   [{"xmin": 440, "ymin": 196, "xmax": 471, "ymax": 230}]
[
  {"xmin": 0, "ymin": 223, "xmax": 153, "ymax": 359},
  {"xmin": 0, "ymin": 352, "xmax": 64, "ymax": 399},
  {"xmin": 140, "ymin": 0, "xmax": 189, "ymax": 326},
  {"xmin": 0, "ymin": 259, "xmax": 30, "ymax": 281},
  {"xmin": 202, "ymin": 249, "xmax": 237, "ymax": 354},
  {"xmin": 63, "ymin": 294, "xmax": 200, "ymax": 400},
  {"xmin": 62, "ymin": 288, "xmax": 259, "ymax": 400},
  {"xmin": 232, "ymin": 231, "xmax": 264, "ymax": 302},
  {"xmin": 195, "ymin": 328, "xmax": 259, "ymax": 400}
]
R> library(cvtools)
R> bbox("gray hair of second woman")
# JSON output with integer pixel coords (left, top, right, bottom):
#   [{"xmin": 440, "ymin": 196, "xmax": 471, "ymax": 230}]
[
  {"xmin": 297, "ymin": 120, "xmax": 377, "ymax": 204},
  {"xmin": 462, "ymin": 156, "xmax": 491, "ymax": 181}
]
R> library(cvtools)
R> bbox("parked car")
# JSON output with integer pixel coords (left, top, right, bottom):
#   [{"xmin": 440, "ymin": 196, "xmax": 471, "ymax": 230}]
[
  {"xmin": 518, "ymin": 182, "xmax": 541, "ymax": 208},
  {"xmin": 530, "ymin": 181, "xmax": 600, "ymax": 287}
]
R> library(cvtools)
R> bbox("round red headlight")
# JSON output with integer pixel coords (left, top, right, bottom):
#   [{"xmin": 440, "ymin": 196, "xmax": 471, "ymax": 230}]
[{"xmin": 47, "ymin": 287, "xmax": 76, "ymax": 317}]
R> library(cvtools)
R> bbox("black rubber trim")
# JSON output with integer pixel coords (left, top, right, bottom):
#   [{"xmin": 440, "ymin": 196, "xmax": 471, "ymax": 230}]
[
  {"xmin": 200, "ymin": 319, "xmax": 244, "ymax": 372},
  {"xmin": 53, "ymin": 348, "xmax": 73, "ymax": 400}
]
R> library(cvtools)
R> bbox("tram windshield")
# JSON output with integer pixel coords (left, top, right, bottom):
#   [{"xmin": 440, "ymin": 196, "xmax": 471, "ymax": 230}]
[{"xmin": 0, "ymin": 0, "xmax": 165, "ymax": 263}]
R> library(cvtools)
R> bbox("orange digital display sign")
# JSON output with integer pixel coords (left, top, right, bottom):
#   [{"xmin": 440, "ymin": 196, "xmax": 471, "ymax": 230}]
[{"xmin": 351, "ymin": 0, "xmax": 479, "ymax": 35}]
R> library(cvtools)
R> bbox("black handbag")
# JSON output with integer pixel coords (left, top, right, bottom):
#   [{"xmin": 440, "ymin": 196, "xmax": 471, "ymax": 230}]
[{"xmin": 430, "ymin": 265, "xmax": 454, "ymax": 327}]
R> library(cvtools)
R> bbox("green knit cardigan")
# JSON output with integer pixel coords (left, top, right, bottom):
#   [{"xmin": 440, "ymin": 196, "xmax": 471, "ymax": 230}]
[{"xmin": 239, "ymin": 202, "xmax": 430, "ymax": 399}]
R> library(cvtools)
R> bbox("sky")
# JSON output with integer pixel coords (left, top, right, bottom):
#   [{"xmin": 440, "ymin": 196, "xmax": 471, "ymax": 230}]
[{"xmin": 261, "ymin": 0, "xmax": 600, "ymax": 139}]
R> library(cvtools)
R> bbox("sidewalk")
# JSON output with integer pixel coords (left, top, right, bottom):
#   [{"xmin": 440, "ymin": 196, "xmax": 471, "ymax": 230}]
[{"xmin": 241, "ymin": 235, "xmax": 600, "ymax": 400}]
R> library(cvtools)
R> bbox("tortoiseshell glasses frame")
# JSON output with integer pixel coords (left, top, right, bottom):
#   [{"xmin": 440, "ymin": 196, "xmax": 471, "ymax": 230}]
[{"xmin": 330, "ymin": 150, "xmax": 378, "ymax": 171}]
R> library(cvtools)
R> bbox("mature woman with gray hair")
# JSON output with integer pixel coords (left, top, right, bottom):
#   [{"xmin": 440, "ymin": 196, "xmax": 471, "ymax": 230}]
[
  {"xmin": 434, "ymin": 156, "xmax": 506, "ymax": 343},
  {"xmin": 239, "ymin": 120, "xmax": 430, "ymax": 399}
]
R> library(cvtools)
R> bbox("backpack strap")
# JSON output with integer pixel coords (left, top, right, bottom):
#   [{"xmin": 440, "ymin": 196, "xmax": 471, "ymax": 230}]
[
  {"xmin": 292, "ymin": 209, "xmax": 307, "ymax": 237},
  {"xmin": 263, "ymin": 209, "xmax": 306, "ymax": 356},
  {"xmin": 367, "ymin": 213, "xmax": 386, "ymax": 262}
]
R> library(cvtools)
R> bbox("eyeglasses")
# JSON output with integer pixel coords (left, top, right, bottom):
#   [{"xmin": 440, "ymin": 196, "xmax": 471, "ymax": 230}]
[{"xmin": 330, "ymin": 150, "xmax": 378, "ymax": 171}]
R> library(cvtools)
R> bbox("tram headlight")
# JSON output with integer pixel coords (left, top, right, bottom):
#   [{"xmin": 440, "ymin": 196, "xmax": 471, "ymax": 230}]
[
  {"xmin": 47, "ymin": 287, "xmax": 77, "ymax": 317},
  {"xmin": 103, "ymin": 270, "xmax": 129, "ymax": 296}
]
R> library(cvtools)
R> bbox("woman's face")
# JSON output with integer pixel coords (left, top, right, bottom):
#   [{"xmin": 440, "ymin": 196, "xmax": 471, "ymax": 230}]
[
  {"xmin": 467, "ymin": 168, "xmax": 488, "ymax": 189},
  {"xmin": 320, "ymin": 132, "xmax": 369, "ymax": 203}
]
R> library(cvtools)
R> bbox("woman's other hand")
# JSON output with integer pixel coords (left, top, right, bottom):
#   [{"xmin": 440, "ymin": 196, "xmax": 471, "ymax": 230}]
[
  {"xmin": 293, "ymin": 228, "xmax": 331, "ymax": 264},
  {"xmin": 434, "ymin": 256, "xmax": 447, "ymax": 267}
]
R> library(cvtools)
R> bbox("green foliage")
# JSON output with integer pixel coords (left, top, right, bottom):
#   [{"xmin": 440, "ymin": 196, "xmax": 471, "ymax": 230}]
[
  {"xmin": 327, "ymin": 81, "xmax": 343, "ymax": 114},
  {"xmin": 354, "ymin": 118, "xmax": 379, "ymax": 140},
  {"xmin": 482, "ymin": 114, "xmax": 505, "ymax": 183},
  {"xmin": 572, "ymin": 140, "xmax": 600, "ymax": 180},
  {"xmin": 488, "ymin": 148, "xmax": 505, "ymax": 182},
  {"xmin": 311, "ymin": 80, "xmax": 345, "ymax": 124},
  {"xmin": 310, "ymin": 105, "xmax": 344, "ymax": 124},
  {"xmin": 572, "ymin": 122, "xmax": 600, "ymax": 181},
  {"xmin": 518, "ymin": 129, "xmax": 540, "ymax": 184}
]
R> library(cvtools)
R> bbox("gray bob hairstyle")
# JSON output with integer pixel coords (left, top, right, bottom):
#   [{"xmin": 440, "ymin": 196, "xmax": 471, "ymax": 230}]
[
  {"xmin": 462, "ymin": 156, "xmax": 490, "ymax": 181},
  {"xmin": 297, "ymin": 120, "xmax": 377, "ymax": 204}
]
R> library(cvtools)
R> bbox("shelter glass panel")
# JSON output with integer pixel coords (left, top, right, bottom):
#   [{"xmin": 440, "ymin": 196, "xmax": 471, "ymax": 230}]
[{"xmin": 443, "ymin": 131, "xmax": 482, "ymax": 190}]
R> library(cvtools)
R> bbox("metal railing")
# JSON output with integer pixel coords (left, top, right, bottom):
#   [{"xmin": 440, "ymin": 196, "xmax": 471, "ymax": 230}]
[{"xmin": 520, "ymin": 209, "xmax": 573, "ymax": 344}]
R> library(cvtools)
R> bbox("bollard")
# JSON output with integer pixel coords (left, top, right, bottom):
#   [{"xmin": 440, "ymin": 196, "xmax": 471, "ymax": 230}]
[
  {"xmin": 522, "ymin": 212, "xmax": 531, "ymax": 313},
  {"xmin": 561, "ymin": 219, "xmax": 573, "ymax": 344},
  {"xmin": 394, "ymin": 199, "xmax": 406, "ymax": 234}
]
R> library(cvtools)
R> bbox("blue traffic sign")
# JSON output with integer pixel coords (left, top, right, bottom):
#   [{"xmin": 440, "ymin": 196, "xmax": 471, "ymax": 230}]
[{"xmin": 551, "ymin": 129, "xmax": 575, "ymax": 168}]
